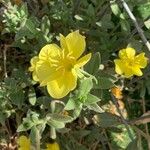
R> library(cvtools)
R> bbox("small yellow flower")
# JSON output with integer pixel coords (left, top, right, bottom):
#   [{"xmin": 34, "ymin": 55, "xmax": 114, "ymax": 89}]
[
  {"xmin": 29, "ymin": 30, "xmax": 91, "ymax": 99},
  {"xmin": 29, "ymin": 56, "xmax": 39, "ymax": 82},
  {"xmin": 46, "ymin": 142, "xmax": 60, "ymax": 150},
  {"xmin": 18, "ymin": 135, "xmax": 30, "ymax": 150},
  {"xmin": 111, "ymin": 86, "xmax": 123, "ymax": 99},
  {"xmin": 114, "ymin": 47, "xmax": 148, "ymax": 78}
]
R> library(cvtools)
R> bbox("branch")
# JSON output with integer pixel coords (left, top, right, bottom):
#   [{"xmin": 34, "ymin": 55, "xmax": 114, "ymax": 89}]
[
  {"xmin": 111, "ymin": 93, "xmax": 134, "ymax": 140},
  {"xmin": 119, "ymin": 0, "xmax": 150, "ymax": 51}
]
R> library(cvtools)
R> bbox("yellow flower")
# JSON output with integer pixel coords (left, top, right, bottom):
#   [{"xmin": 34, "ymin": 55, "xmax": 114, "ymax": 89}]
[
  {"xmin": 111, "ymin": 86, "xmax": 123, "ymax": 99},
  {"xmin": 29, "ymin": 56, "xmax": 39, "ymax": 81},
  {"xmin": 29, "ymin": 30, "xmax": 91, "ymax": 99},
  {"xmin": 18, "ymin": 135, "xmax": 30, "ymax": 150},
  {"xmin": 46, "ymin": 142, "xmax": 60, "ymax": 150},
  {"xmin": 114, "ymin": 47, "xmax": 148, "ymax": 78}
]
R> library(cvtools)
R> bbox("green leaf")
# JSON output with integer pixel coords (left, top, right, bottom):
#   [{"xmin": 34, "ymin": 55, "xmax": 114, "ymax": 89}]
[
  {"xmin": 30, "ymin": 126, "xmax": 41, "ymax": 149},
  {"xmin": 85, "ymin": 52, "xmax": 101, "ymax": 75},
  {"xmin": 126, "ymin": 139, "xmax": 137, "ymax": 150},
  {"xmin": 84, "ymin": 94, "xmax": 101, "ymax": 105},
  {"xmin": 72, "ymin": 105, "xmax": 83, "ymax": 119},
  {"xmin": 37, "ymin": 96, "xmax": 51, "ymax": 109},
  {"xmin": 20, "ymin": 3, "xmax": 28, "ymax": 17},
  {"xmin": 40, "ymin": 15, "xmax": 52, "ymax": 43},
  {"xmin": 17, "ymin": 120, "xmax": 34, "ymax": 132},
  {"xmin": 24, "ymin": 18, "xmax": 38, "ymax": 34},
  {"xmin": 28, "ymin": 87, "xmax": 36, "ymax": 105},
  {"xmin": 47, "ymin": 119, "xmax": 65, "ymax": 129},
  {"xmin": 87, "ymin": 4, "xmax": 95, "ymax": 17},
  {"xmin": 93, "ymin": 112, "xmax": 121, "ymax": 127},
  {"xmin": 135, "ymin": 2, "xmax": 150, "ymax": 19},
  {"xmin": 0, "ymin": 113, "xmax": 7, "ymax": 125},
  {"xmin": 9, "ymin": 89, "xmax": 24, "ymax": 109},
  {"xmin": 47, "ymin": 113, "xmax": 73, "ymax": 123},
  {"xmin": 87, "ymin": 103, "xmax": 104, "ymax": 113},
  {"xmin": 65, "ymin": 98, "xmax": 77, "ymax": 110},
  {"xmin": 110, "ymin": 2, "xmax": 122, "ymax": 17},
  {"xmin": 94, "ymin": 77, "xmax": 114, "ymax": 89},
  {"xmin": 127, "ymin": 39, "xmax": 143, "ymax": 51},
  {"xmin": 111, "ymin": 125, "xmax": 136, "ymax": 149},
  {"xmin": 144, "ymin": 19, "xmax": 150, "ymax": 29},
  {"xmin": 120, "ymin": 19, "xmax": 130, "ymax": 32},
  {"xmin": 17, "ymin": 111, "xmax": 41, "ymax": 132},
  {"xmin": 74, "ymin": 15, "xmax": 83, "ymax": 21},
  {"xmin": 78, "ymin": 78, "xmax": 93, "ymax": 98}
]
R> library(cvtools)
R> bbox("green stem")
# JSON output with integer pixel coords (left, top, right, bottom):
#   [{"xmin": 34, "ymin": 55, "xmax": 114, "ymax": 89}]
[
  {"xmin": 79, "ymin": 69, "xmax": 98, "ymax": 84},
  {"xmin": 50, "ymin": 127, "xmax": 56, "ymax": 139}
]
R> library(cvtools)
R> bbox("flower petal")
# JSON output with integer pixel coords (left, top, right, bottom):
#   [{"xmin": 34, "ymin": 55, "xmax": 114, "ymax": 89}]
[
  {"xmin": 29, "ymin": 56, "xmax": 39, "ymax": 72},
  {"xmin": 29, "ymin": 56, "xmax": 39, "ymax": 81},
  {"xmin": 47, "ymin": 70, "xmax": 77, "ymax": 99},
  {"xmin": 18, "ymin": 136, "xmax": 30, "ymax": 150},
  {"xmin": 132, "ymin": 65, "xmax": 143, "ymax": 76},
  {"xmin": 124, "ymin": 68, "xmax": 133, "ymax": 78},
  {"xmin": 39, "ymin": 44, "xmax": 61, "ymax": 61},
  {"xmin": 36, "ymin": 60, "xmax": 61, "ymax": 86},
  {"xmin": 75, "ymin": 53, "xmax": 91, "ymax": 68},
  {"xmin": 46, "ymin": 142, "xmax": 60, "ymax": 150},
  {"xmin": 32, "ymin": 71, "xmax": 39, "ymax": 81},
  {"xmin": 135, "ymin": 53, "xmax": 148, "ymax": 68},
  {"xmin": 119, "ymin": 47, "xmax": 135, "ymax": 59},
  {"xmin": 114, "ymin": 59, "xmax": 124, "ymax": 75},
  {"xmin": 65, "ymin": 30, "xmax": 86, "ymax": 59},
  {"xmin": 60, "ymin": 34, "xmax": 68, "ymax": 55}
]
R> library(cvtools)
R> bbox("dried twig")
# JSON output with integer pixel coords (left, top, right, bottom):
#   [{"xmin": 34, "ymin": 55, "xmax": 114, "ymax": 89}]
[
  {"xmin": 119, "ymin": 0, "xmax": 150, "ymax": 51},
  {"xmin": 128, "ymin": 115, "xmax": 150, "ymax": 125},
  {"xmin": 132, "ymin": 126, "xmax": 150, "ymax": 140},
  {"xmin": 111, "ymin": 93, "xmax": 134, "ymax": 140},
  {"xmin": 142, "ymin": 99, "xmax": 150, "ymax": 149}
]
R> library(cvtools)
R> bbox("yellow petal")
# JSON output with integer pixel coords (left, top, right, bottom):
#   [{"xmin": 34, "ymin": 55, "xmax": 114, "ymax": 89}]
[
  {"xmin": 114, "ymin": 59, "xmax": 124, "ymax": 75},
  {"xmin": 32, "ymin": 71, "xmax": 39, "ymax": 81},
  {"xmin": 65, "ymin": 30, "xmax": 86, "ymax": 59},
  {"xmin": 29, "ymin": 56, "xmax": 39, "ymax": 81},
  {"xmin": 46, "ymin": 142, "xmax": 60, "ymax": 150},
  {"xmin": 124, "ymin": 68, "xmax": 133, "ymax": 78},
  {"xmin": 132, "ymin": 65, "xmax": 143, "ymax": 76},
  {"xmin": 60, "ymin": 34, "xmax": 68, "ymax": 55},
  {"xmin": 119, "ymin": 47, "xmax": 135, "ymax": 59},
  {"xmin": 75, "ymin": 53, "xmax": 92, "ymax": 68},
  {"xmin": 36, "ymin": 60, "xmax": 61, "ymax": 86},
  {"xmin": 39, "ymin": 44, "xmax": 61, "ymax": 61},
  {"xmin": 135, "ymin": 53, "xmax": 148, "ymax": 68},
  {"xmin": 29, "ymin": 56, "xmax": 39, "ymax": 72},
  {"xmin": 18, "ymin": 136, "xmax": 30, "ymax": 150},
  {"xmin": 47, "ymin": 70, "xmax": 77, "ymax": 99}
]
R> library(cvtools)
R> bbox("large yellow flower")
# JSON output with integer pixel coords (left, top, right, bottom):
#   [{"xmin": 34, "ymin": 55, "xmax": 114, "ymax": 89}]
[
  {"xmin": 29, "ymin": 30, "xmax": 91, "ymax": 98},
  {"xmin": 18, "ymin": 135, "xmax": 30, "ymax": 150},
  {"xmin": 46, "ymin": 142, "xmax": 60, "ymax": 150},
  {"xmin": 114, "ymin": 47, "xmax": 148, "ymax": 78}
]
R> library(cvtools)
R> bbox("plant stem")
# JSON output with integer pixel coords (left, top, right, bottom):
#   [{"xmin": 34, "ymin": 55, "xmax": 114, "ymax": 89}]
[
  {"xmin": 111, "ymin": 93, "xmax": 134, "ymax": 140},
  {"xmin": 142, "ymin": 98, "xmax": 150, "ymax": 149},
  {"xmin": 50, "ymin": 127, "xmax": 56, "ymax": 139},
  {"xmin": 119, "ymin": 0, "xmax": 150, "ymax": 51}
]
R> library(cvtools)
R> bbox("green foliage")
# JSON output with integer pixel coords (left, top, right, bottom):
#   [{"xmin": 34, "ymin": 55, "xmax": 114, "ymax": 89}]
[{"xmin": 0, "ymin": 0, "xmax": 150, "ymax": 149}]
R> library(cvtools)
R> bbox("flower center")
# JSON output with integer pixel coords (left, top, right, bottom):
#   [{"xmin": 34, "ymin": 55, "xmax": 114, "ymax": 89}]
[
  {"xmin": 62, "ymin": 56, "xmax": 75, "ymax": 71},
  {"xmin": 126, "ymin": 58, "xmax": 135, "ymax": 67}
]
